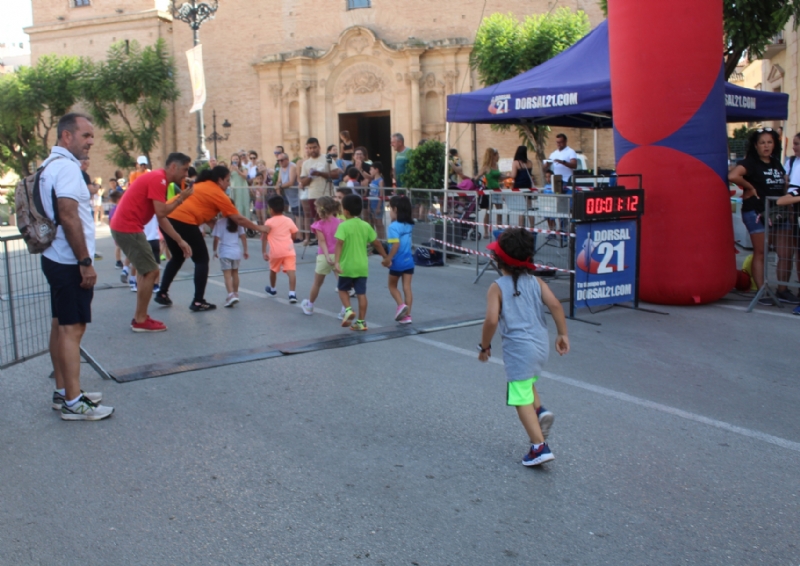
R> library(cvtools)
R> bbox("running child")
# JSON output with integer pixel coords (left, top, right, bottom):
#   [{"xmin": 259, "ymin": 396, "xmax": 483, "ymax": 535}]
[
  {"xmin": 262, "ymin": 195, "xmax": 299, "ymax": 302},
  {"xmin": 334, "ymin": 194, "xmax": 388, "ymax": 330},
  {"xmin": 109, "ymin": 190, "xmax": 124, "ymax": 268},
  {"xmin": 301, "ymin": 196, "xmax": 343, "ymax": 315},
  {"xmin": 382, "ymin": 195, "xmax": 415, "ymax": 324},
  {"xmin": 213, "ymin": 212, "xmax": 249, "ymax": 307},
  {"xmin": 478, "ymin": 228, "xmax": 569, "ymax": 467}
]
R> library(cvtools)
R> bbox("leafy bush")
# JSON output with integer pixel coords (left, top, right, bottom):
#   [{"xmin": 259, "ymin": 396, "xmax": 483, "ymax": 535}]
[{"xmin": 400, "ymin": 140, "xmax": 446, "ymax": 190}]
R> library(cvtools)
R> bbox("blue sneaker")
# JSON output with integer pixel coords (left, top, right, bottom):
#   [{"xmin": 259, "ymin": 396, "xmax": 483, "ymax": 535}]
[
  {"xmin": 537, "ymin": 406, "xmax": 554, "ymax": 440},
  {"xmin": 264, "ymin": 286, "xmax": 277, "ymax": 296},
  {"xmin": 522, "ymin": 443, "xmax": 554, "ymax": 467},
  {"xmin": 794, "ymin": 305, "xmax": 800, "ymax": 316}
]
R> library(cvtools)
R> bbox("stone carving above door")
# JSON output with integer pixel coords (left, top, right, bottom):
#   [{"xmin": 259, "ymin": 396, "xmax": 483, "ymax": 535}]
[{"xmin": 333, "ymin": 64, "xmax": 393, "ymax": 111}]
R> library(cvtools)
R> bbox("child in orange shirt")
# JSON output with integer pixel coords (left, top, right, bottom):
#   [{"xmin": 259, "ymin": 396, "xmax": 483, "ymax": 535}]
[{"xmin": 262, "ymin": 196, "xmax": 299, "ymax": 302}]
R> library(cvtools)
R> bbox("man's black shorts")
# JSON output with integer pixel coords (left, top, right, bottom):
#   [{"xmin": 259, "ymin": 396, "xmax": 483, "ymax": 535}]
[{"xmin": 41, "ymin": 256, "xmax": 93, "ymax": 325}]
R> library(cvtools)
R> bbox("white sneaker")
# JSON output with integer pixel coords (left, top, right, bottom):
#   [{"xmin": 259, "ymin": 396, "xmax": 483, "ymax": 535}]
[
  {"xmin": 129, "ymin": 278, "xmax": 137, "ymax": 292},
  {"xmin": 301, "ymin": 299, "xmax": 314, "ymax": 315},
  {"xmin": 60, "ymin": 396, "xmax": 114, "ymax": 421},
  {"xmin": 224, "ymin": 293, "xmax": 239, "ymax": 308},
  {"xmin": 348, "ymin": 288, "xmax": 356, "ymax": 297}
]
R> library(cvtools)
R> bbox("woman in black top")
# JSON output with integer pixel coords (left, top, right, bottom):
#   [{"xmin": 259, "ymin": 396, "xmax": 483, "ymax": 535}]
[
  {"xmin": 339, "ymin": 130, "xmax": 354, "ymax": 163},
  {"xmin": 729, "ymin": 128, "xmax": 792, "ymax": 300},
  {"xmin": 510, "ymin": 145, "xmax": 535, "ymax": 227}
]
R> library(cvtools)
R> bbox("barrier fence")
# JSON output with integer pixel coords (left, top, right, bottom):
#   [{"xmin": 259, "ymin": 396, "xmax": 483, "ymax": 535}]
[
  {"xmin": 0, "ymin": 234, "xmax": 52, "ymax": 368},
  {"xmin": 748, "ymin": 196, "xmax": 800, "ymax": 311},
  {"xmin": 226, "ymin": 186, "xmax": 575, "ymax": 275}
]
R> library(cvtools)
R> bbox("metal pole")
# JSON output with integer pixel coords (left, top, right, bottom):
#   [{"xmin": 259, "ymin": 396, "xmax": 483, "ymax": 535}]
[
  {"xmin": 3, "ymin": 240, "xmax": 19, "ymax": 362},
  {"xmin": 212, "ymin": 109, "xmax": 218, "ymax": 160},
  {"xmin": 193, "ymin": 28, "xmax": 208, "ymax": 164},
  {"xmin": 442, "ymin": 123, "xmax": 449, "ymax": 266}
]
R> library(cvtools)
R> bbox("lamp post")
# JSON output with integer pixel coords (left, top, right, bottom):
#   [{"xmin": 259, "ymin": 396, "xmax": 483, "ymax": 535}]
[
  {"xmin": 205, "ymin": 110, "xmax": 231, "ymax": 160},
  {"xmin": 171, "ymin": 0, "xmax": 219, "ymax": 165}
]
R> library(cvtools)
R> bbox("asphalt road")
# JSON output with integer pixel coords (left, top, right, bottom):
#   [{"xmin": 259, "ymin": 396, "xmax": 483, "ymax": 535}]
[{"xmin": 1, "ymin": 227, "xmax": 798, "ymax": 565}]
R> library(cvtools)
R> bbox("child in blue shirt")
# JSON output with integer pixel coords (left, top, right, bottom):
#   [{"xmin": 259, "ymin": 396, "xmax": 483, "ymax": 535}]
[{"xmin": 382, "ymin": 195, "xmax": 415, "ymax": 324}]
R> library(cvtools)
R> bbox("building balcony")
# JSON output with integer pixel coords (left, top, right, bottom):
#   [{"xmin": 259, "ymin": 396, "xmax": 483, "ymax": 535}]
[{"xmin": 763, "ymin": 32, "xmax": 786, "ymax": 59}]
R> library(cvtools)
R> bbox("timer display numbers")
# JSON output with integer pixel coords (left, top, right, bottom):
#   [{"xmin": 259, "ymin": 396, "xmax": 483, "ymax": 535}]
[{"xmin": 573, "ymin": 189, "xmax": 645, "ymax": 222}]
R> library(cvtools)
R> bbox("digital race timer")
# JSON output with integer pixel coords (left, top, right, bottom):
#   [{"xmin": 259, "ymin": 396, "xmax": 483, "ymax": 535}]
[{"xmin": 572, "ymin": 189, "xmax": 645, "ymax": 222}]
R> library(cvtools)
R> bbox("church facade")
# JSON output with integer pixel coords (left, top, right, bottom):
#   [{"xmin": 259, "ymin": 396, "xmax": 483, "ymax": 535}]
[{"xmin": 26, "ymin": 0, "xmax": 610, "ymax": 179}]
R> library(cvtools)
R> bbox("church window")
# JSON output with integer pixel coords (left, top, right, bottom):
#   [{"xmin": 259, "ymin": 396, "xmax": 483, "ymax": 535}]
[{"xmin": 347, "ymin": 0, "xmax": 370, "ymax": 9}]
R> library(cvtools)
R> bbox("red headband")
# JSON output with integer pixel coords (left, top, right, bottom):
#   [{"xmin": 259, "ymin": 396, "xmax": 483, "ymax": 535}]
[{"xmin": 486, "ymin": 241, "xmax": 537, "ymax": 270}]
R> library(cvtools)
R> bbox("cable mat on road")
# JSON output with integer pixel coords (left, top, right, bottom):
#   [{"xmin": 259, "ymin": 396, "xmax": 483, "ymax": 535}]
[
  {"xmin": 112, "ymin": 347, "xmax": 285, "ymax": 382},
  {"xmin": 110, "ymin": 314, "xmax": 482, "ymax": 382}
]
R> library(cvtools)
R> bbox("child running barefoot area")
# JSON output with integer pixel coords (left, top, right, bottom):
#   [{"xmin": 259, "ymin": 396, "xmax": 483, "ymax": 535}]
[
  {"xmin": 301, "ymin": 196, "xmax": 342, "ymax": 315},
  {"xmin": 262, "ymin": 196, "xmax": 299, "ymax": 303},
  {"xmin": 213, "ymin": 214, "xmax": 248, "ymax": 307},
  {"xmin": 478, "ymin": 228, "xmax": 569, "ymax": 467},
  {"xmin": 335, "ymin": 194, "xmax": 388, "ymax": 330},
  {"xmin": 382, "ymin": 195, "xmax": 415, "ymax": 324}
]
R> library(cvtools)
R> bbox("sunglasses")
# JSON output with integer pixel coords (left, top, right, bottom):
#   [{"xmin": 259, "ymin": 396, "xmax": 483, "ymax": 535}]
[
  {"xmin": 279, "ymin": 158, "xmax": 289, "ymax": 162},
  {"xmin": 756, "ymin": 128, "xmax": 774, "ymax": 133},
  {"xmin": 273, "ymin": 151, "xmax": 281, "ymax": 154},
  {"xmin": 249, "ymin": 154, "xmax": 257, "ymax": 158}
]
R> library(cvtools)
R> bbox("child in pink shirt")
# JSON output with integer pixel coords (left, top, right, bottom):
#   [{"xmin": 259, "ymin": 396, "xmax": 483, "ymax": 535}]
[
  {"xmin": 301, "ymin": 196, "xmax": 343, "ymax": 315},
  {"xmin": 262, "ymin": 196, "xmax": 299, "ymax": 302}
]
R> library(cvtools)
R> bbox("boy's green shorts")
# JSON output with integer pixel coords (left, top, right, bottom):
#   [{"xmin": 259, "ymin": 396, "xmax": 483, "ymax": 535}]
[{"xmin": 507, "ymin": 376, "xmax": 538, "ymax": 406}]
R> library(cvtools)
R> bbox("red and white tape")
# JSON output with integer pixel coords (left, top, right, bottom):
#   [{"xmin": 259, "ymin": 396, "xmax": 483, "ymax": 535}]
[
  {"xmin": 440, "ymin": 215, "xmax": 575, "ymax": 238},
  {"xmin": 428, "ymin": 239, "xmax": 576, "ymax": 275}
]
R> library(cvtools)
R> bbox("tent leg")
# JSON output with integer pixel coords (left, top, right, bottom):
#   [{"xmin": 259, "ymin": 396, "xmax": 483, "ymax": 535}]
[{"xmin": 593, "ymin": 127, "xmax": 598, "ymax": 187}]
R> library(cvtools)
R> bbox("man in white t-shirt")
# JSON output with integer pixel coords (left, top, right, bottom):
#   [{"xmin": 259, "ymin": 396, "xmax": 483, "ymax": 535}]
[
  {"xmin": 39, "ymin": 113, "xmax": 113, "ymax": 421},
  {"xmin": 547, "ymin": 133, "xmax": 578, "ymax": 183},
  {"xmin": 299, "ymin": 137, "xmax": 341, "ymax": 219}
]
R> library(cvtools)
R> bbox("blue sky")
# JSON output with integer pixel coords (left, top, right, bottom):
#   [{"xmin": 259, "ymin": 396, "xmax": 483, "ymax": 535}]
[{"xmin": 3, "ymin": 0, "xmax": 33, "ymax": 50}]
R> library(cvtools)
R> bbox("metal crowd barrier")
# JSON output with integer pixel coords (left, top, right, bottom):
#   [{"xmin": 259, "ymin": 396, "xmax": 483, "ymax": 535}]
[
  {"xmin": 748, "ymin": 196, "xmax": 800, "ymax": 311},
  {"xmin": 0, "ymin": 234, "xmax": 52, "ymax": 368},
  {"xmin": 435, "ymin": 189, "xmax": 574, "ymax": 276},
  {"xmin": 225, "ymin": 186, "xmax": 574, "ymax": 276}
]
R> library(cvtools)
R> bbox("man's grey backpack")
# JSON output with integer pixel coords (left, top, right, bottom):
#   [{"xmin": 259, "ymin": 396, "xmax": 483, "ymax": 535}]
[{"xmin": 15, "ymin": 157, "xmax": 63, "ymax": 254}]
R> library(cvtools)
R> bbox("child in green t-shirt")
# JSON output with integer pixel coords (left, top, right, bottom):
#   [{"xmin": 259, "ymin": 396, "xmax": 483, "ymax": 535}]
[{"xmin": 334, "ymin": 194, "xmax": 387, "ymax": 331}]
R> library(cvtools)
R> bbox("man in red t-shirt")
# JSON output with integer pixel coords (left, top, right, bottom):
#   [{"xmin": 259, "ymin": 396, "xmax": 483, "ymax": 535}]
[{"xmin": 110, "ymin": 153, "xmax": 195, "ymax": 332}]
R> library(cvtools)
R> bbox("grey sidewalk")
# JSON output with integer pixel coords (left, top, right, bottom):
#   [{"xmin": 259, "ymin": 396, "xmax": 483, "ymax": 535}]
[{"xmin": 1, "ymin": 229, "xmax": 798, "ymax": 565}]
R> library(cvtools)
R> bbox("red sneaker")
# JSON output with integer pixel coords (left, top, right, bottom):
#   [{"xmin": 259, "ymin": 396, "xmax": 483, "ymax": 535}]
[{"xmin": 131, "ymin": 316, "xmax": 167, "ymax": 332}]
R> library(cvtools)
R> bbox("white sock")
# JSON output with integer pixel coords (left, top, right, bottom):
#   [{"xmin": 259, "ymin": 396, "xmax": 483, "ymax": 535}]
[
  {"xmin": 121, "ymin": 267, "xmax": 129, "ymax": 275},
  {"xmin": 532, "ymin": 443, "xmax": 543, "ymax": 450},
  {"xmin": 308, "ymin": 301, "xmax": 313, "ymax": 306},
  {"xmin": 56, "ymin": 388, "xmax": 65, "ymax": 396},
  {"xmin": 66, "ymin": 395, "xmax": 82, "ymax": 407}
]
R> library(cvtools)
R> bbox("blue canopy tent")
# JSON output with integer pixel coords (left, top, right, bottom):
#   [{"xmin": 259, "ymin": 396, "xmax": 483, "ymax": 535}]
[{"xmin": 445, "ymin": 20, "xmax": 789, "ymax": 172}]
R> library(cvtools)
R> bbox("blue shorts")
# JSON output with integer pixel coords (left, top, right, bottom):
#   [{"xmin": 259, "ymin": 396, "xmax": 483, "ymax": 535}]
[
  {"xmin": 338, "ymin": 276, "xmax": 367, "ymax": 295},
  {"xmin": 389, "ymin": 267, "xmax": 414, "ymax": 277},
  {"xmin": 741, "ymin": 210, "xmax": 765, "ymax": 235}
]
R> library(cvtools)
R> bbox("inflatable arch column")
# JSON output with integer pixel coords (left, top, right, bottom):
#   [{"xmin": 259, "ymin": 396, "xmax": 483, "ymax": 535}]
[{"xmin": 608, "ymin": 0, "xmax": 736, "ymax": 305}]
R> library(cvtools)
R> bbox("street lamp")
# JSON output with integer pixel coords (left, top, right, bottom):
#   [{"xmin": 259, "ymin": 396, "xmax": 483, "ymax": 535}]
[
  {"xmin": 171, "ymin": 0, "xmax": 219, "ymax": 165},
  {"xmin": 205, "ymin": 110, "xmax": 231, "ymax": 160}
]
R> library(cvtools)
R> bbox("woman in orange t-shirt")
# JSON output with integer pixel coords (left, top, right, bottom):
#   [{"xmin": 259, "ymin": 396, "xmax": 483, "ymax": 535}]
[{"xmin": 156, "ymin": 165, "xmax": 268, "ymax": 311}]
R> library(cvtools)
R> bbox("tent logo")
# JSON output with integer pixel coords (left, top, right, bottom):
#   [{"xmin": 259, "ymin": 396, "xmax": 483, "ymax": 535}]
[{"xmin": 488, "ymin": 94, "xmax": 511, "ymax": 115}]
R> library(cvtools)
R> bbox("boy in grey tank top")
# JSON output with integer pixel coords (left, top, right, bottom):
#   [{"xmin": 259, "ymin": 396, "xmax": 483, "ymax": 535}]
[{"xmin": 478, "ymin": 229, "xmax": 570, "ymax": 466}]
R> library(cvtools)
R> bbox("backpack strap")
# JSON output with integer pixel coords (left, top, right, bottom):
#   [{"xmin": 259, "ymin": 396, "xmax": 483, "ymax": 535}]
[
  {"xmin": 33, "ymin": 156, "xmax": 66, "ymax": 226},
  {"xmin": 789, "ymin": 156, "xmax": 796, "ymax": 178}
]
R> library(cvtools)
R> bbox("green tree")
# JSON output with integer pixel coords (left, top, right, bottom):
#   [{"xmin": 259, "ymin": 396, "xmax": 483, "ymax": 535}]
[
  {"xmin": 400, "ymin": 140, "xmax": 446, "ymax": 190},
  {"xmin": 82, "ymin": 38, "xmax": 179, "ymax": 169},
  {"xmin": 0, "ymin": 55, "xmax": 83, "ymax": 177},
  {"xmin": 599, "ymin": 0, "xmax": 800, "ymax": 80},
  {"xmin": 470, "ymin": 9, "xmax": 590, "ymax": 182}
]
